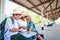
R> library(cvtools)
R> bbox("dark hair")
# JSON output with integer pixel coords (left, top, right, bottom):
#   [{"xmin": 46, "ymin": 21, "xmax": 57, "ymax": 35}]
[{"xmin": 13, "ymin": 14, "xmax": 21, "ymax": 16}]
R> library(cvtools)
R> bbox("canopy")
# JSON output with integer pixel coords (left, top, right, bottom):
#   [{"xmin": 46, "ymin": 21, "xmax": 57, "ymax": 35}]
[{"xmin": 11, "ymin": 0, "xmax": 60, "ymax": 21}]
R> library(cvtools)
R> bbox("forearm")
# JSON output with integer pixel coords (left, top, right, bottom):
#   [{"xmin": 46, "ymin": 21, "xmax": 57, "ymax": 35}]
[
  {"xmin": 18, "ymin": 26, "xmax": 23, "ymax": 29},
  {"xmin": 10, "ymin": 28, "xmax": 19, "ymax": 32},
  {"xmin": 18, "ymin": 26, "xmax": 27, "ymax": 29},
  {"xmin": 29, "ymin": 26, "xmax": 32, "ymax": 31}
]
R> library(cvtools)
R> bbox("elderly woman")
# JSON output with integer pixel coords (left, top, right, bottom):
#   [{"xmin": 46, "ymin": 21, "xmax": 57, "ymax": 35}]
[
  {"xmin": 26, "ymin": 16, "xmax": 43, "ymax": 40},
  {"xmin": 17, "ymin": 13, "xmax": 27, "ymax": 32}
]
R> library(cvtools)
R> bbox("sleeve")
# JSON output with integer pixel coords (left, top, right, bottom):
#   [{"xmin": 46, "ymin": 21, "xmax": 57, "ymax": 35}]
[
  {"xmin": 17, "ymin": 19, "xmax": 21, "ymax": 26},
  {"xmin": 5, "ymin": 18, "xmax": 14, "ymax": 30},
  {"xmin": 30, "ymin": 22, "xmax": 36, "ymax": 31},
  {"xmin": 30, "ymin": 22, "xmax": 34, "ymax": 26}
]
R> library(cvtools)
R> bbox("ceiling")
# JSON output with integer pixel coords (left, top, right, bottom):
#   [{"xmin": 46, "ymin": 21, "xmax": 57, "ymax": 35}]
[{"xmin": 10, "ymin": 0, "xmax": 60, "ymax": 21}]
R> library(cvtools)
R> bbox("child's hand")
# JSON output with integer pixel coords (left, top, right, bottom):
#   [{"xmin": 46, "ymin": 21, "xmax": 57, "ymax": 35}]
[{"xmin": 28, "ymin": 30, "xmax": 31, "ymax": 34}]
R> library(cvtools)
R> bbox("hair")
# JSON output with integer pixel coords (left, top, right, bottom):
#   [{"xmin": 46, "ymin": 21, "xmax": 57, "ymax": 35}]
[
  {"xmin": 26, "ymin": 16, "xmax": 31, "ymax": 20},
  {"xmin": 13, "ymin": 14, "xmax": 21, "ymax": 16}
]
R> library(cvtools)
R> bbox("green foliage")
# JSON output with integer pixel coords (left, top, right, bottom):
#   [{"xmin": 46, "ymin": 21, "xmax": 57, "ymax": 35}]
[
  {"xmin": 5, "ymin": 15, "xmax": 8, "ymax": 18},
  {"xmin": 32, "ymin": 15, "xmax": 42, "ymax": 24}
]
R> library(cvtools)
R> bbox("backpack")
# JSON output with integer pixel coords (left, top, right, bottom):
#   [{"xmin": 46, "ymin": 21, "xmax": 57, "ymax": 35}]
[{"xmin": 0, "ymin": 17, "xmax": 14, "ymax": 40}]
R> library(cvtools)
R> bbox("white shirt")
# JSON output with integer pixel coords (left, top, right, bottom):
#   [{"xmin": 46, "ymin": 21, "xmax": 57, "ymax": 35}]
[
  {"xmin": 18, "ymin": 19, "xmax": 27, "ymax": 27},
  {"xmin": 4, "ymin": 18, "xmax": 19, "ymax": 40},
  {"xmin": 17, "ymin": 19, "xmax": 27, "ymax": 32}
]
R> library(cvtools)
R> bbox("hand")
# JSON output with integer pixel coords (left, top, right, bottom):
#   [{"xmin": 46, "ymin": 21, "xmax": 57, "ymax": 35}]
[
  {"xmin": 28, "ymin": 30, "xmax": 31, "ymax": 34},
  {"xmin": 18, "ymin": 26, "xmax": 23, "ymax": 29},
  {"xmin": 18, "ymin": 26, "xmax": 27, "ymax": 29},
  {"xmin": 18, "ymin": 29, "xmax": 23, "ymax": 33},
  {"xmin": 22, "ymin": 26, "xmax": 27, "ymax": 29},
  {"xmin": 10, "ymin": 28, "xmax": 18, "ymax": 32}
]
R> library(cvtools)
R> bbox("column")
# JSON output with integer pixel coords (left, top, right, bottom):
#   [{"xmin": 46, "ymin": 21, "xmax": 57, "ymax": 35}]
[{"xmin": 0, "ymin": 0, "xmax": 5, "ymax": 23}]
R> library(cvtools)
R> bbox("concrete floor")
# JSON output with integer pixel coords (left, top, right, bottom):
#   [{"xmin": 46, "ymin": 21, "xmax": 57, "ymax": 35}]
[{"xmin": 36, "ymin": 24, "xmax": 60, "ymax": 40}]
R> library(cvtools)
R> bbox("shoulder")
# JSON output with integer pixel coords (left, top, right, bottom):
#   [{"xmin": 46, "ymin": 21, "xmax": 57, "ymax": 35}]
[
  {"xmin": 17, "ymin": 19, "xmax": 22, "ymax": 22},
  {"xmin": 6, "ymin": 17, "xmax": 12, "ymax": 22},
  {"xmin": 29, "ymin": 21, "xmax": 34, "ymax": 25},
  {"xmin": 17, "ymin": 19, "xmax": 21, "ymax": 20},
  {"xmin": 30, "ymin": 21, "xmax": 34, "ymax": 24},
  {"xmin": 17, "ymin": 19, "xmax": 23, "ymax": 24}
]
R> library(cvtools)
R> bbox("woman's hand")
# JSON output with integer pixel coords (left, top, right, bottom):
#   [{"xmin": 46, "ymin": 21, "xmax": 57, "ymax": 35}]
[
  {"xmin": 18, "ymin": 26, "xmax": 27, "ymax": 29},
  {"xmin": 18, "ymin": 26, "xmax": 23, "ymax": 29},
  {"xmin": 18, "ymin": 29, "xmax": 23, "ymax": 33},
  {"xmin": 22, "ymin": 26, "xmax": 27, "ymax": 29}
]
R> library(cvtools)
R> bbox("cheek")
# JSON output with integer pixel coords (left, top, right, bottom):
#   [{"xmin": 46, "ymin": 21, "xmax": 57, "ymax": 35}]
[
  {"xmin": 18, "ymin": 15, "xmax": 20, "ymax": 17},
  {"xmin": 26, "ymin": 20, "xmax": 28, "ymax": 21},
  {"xmin": 27, "ymin": 20, "xmax": 29, "ymax": 22},
  {"xmin": 17, "ymin": 16, "xmax": 20, "ymax": 18},
  {"xmin": 22, "ymin": 18, "xmax": 25, "ymax": 20},
  {"xmin": 15, "ymin": 16, "xmax": 17, "ymax": 18}
]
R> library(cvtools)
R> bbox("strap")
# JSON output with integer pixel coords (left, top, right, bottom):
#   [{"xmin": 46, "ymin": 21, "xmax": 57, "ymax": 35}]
[{"xmin": 10, "ymin": 17, "xmax": 14, "ymax": 24}]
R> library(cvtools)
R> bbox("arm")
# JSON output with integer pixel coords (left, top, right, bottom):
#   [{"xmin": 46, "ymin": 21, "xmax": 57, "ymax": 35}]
[
  {"xmin": 18, "ymin": 20, "xmax": 27, "ymax": 29},
  {"xmin": 29, "ymin": 26, "xmax": 32, "ymax": 31},
  {"xmin": 6, "ymin": 18, "xmax": 19, "ymax": 32},
  {"xmin": 10, "ymin": 28, "xmax": 18, "ymax": 32},
  {"xmin": 18, "ymin": 26, "xmax": 27, "ymax": 29},
  {"xmin": 18, "ymin": 26, "xmax": 23, "ymax": 29},
  {"xmin": 28, "ymin": 21, "xmax": 36, "ymax": 33},
  {"xmin": 28, "ymin": 26, "xmax": 32, "ymax": 34}
]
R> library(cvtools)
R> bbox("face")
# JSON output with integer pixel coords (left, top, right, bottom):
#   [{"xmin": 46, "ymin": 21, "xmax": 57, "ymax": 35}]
[
  {"xmin": 13, "ymin": 14, "xmax": 21, "ymax": 19},
  {"xmin": 21, "ymin": 17, "xmax": 26, "ymax": 20},
  {"xmin": 26, "ymin": 18, "xmax": 31, "ymax": 23}
]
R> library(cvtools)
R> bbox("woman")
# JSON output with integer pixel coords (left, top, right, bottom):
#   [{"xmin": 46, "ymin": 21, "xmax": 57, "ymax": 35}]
[
  {"xmin": 17, "ymin": 13, "xmax": 27, "ymax": 32},
  {"xmin": 26, "ymin": 16, "xmax": 43, "ymax": 40}
]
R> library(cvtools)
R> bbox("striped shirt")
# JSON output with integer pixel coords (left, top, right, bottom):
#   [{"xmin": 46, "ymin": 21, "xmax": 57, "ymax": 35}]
[{"xmin": 4, "ymin": 17, "xmax": 19, "ymax": 40}]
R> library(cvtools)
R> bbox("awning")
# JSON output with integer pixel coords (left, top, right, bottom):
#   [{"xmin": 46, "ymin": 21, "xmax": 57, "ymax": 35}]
[{"xmin": 10, "ymin": 0, "xmax": 60, "ymax": 21}]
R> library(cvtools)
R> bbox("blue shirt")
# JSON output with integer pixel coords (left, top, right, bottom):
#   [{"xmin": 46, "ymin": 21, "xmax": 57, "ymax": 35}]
[{"xmin": 27, "ymin": 21, "xmax": 36, "ymax": 31}]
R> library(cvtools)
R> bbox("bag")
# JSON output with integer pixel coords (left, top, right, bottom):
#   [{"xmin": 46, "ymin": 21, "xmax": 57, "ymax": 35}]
[{"xmin": 0, "ymin": 17, "xmax": 14, "ymax": 39}]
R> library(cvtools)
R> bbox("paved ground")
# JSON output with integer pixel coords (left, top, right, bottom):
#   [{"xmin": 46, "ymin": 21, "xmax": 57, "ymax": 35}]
[
  {"xmin": 36, "ymin": 24, "xmax": 60, "ymax": 40},
  {"xmin": 0, "ymin": 23, "xmax": 60, "ymax": 40}
]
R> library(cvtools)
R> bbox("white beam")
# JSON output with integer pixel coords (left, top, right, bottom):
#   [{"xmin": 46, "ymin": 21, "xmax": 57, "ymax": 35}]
[
  {"xmin": 0, "ymin": 0, "xmax": 5, "ymax": 23},
  {"xmin": 41, "ymin": 9, "xmax": 44, "ymax": 24}
]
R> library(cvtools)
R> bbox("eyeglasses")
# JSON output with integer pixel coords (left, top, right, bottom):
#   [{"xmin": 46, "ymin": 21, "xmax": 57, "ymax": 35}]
[
  {"xmin": 16, "ymin": 14, "xmax": 21, "ymax": 15},
  {"xmin": 13, "ymin": 14, "xmax": 21, "ymax": 16}
]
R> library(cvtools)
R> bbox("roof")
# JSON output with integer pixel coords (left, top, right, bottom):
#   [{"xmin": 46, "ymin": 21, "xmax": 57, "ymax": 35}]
[{"xmin": 10, "ymin": 0, "xmax": 60, "ymax": 21}]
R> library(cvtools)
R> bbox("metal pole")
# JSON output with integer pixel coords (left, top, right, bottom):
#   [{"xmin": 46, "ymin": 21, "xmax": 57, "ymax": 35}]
[
  {"xmin": 46, "ymin": 13, "xmax": 49, "ymax": 24},
  {"xmin": 41, "ymin": 9, "xmax": 44, "ymax": 30}
]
